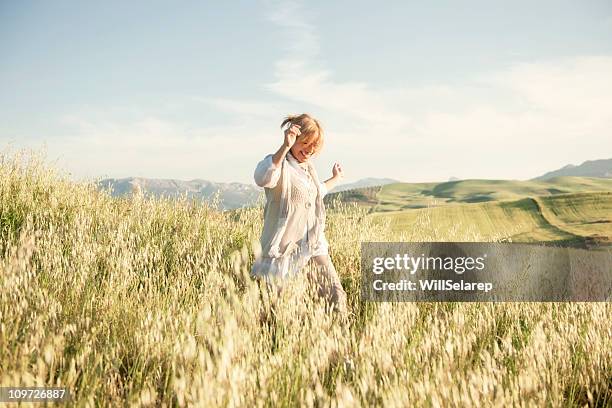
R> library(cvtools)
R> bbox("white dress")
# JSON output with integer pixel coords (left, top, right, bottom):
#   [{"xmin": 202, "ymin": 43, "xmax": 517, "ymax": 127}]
[{"xmin": 253, "ymin": 152, "xmax": 330, "ymax": 278}]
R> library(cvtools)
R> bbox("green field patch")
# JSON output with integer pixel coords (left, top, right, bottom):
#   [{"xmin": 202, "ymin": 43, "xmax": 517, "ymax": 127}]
[
  {"xmin": 327, "ymin": 177, "xmax": 612, "ymax": 215},
  {"xmin": 371, "ymin": 192, "xmax": 612, "ymax": 247},
  {"xmin": 535, "ymin": 192, "xmax": 612, "ymax": 245}
]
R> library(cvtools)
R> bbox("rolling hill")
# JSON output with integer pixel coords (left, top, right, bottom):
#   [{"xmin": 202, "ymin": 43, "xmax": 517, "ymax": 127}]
[
  {"xmin": 325, "ymin": 176, "xmax": 612, "ymax": 212},
  {"xmin": 324, "ymin": 176, "xmax": 612, "ymax": 248},
  {"xmin": 370, "ymin": 191, "xmax": 612, "ymax": 248}
]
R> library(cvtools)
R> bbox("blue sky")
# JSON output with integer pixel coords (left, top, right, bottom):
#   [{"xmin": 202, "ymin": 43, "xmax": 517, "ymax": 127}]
[{"xmin": 1, "ymin": 0, "xmax": 611, "ymax": 184}]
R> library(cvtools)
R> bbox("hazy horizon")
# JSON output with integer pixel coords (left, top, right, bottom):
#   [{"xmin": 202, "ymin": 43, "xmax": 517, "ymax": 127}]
[
  {"xmin": 2, "ymin": 1, "xmax": 611, "ymax": 185},
  {"xmin": 53, "ymin": 156, "xmax": 612, "ymax": 186}
]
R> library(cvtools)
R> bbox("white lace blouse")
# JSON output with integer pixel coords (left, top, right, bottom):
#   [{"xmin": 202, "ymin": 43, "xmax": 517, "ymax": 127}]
[{"xmin": 254, "ymin": 152, "xmax": 330, "ymax": 262}]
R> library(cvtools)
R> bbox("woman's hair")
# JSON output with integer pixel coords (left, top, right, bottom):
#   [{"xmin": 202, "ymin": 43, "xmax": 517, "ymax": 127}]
[{"xmin": 280, "ymin": 113, "xmax": 324, "ymax": 154}]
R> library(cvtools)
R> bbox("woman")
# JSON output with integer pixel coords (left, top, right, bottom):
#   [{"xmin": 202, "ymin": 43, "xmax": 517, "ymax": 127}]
[{"xmin": 251, "ymin": 113, "xmax": 348, "ymax": 318}]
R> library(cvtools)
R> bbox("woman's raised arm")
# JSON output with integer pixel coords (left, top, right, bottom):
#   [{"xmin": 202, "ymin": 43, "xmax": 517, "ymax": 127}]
[
  {"xmin": 254, "ymin": 153, "xmax": 282, "ymax": 188},
  {"xmin": 255, "ymin": 123, "xmax": 302, "ymax": 188}
]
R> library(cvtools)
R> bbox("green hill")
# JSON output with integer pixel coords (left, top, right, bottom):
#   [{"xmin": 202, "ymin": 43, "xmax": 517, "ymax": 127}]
[
  {"xmin": 326, "ymin": 176, "xmax": 612, "ymax": 212},
  {"xmin": 371, "ymin": 191, "xmax": 612, "ymax": 248},
  {"xmin": 324, "ymin": 177, "xmax": 612, "ymax": 247}
]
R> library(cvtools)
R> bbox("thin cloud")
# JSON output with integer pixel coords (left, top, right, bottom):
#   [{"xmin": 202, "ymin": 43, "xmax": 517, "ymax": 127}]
[
  {"xmin": 265, "ymin": 0, "xmax": 320, "ymax": 57},
  {"xmin": 263, "ymin": 1, "xmax": 414, "ymax": 131},
  {"xmin": 33, "ymin": 112, "xmax": 275, "ymax": 182},
  {"xmin": 191, "ymin": 96, "xmax": 286, "ymax": 119}
]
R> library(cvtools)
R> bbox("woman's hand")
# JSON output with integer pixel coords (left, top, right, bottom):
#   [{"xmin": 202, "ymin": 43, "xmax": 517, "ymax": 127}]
[
  {"xmin": 284, "ymin": 123, "xmax": 301, "ymax": 148},
  {"xmin": 272, "ymin": 123, "xmax": 301, "ymax": 167},
  {"xmin": 324, "ymin": 163, "xmax": 344, "ymax": 192},
  {"xmin": 332, "ymin": 163, "xmax": 344, "ymax": 180}
]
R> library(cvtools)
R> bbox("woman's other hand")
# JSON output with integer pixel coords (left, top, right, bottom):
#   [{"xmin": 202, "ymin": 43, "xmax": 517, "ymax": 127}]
[
  {"xmin": 323, "ymin": 163, "xmax": 344, "ymax": 192},
  {"xmin": 332, "ymin": 163, "xmax": 344, "ymax": 180}
]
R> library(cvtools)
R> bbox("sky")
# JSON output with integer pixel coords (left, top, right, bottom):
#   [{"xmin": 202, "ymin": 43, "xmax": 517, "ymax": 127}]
[{"xmin": 1, "ymin": 0, "xmax": 611, "ymax": 184}]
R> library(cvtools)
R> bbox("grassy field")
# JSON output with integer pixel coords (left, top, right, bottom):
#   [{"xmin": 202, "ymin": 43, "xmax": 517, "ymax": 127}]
[
  {"xmin": 328, "ymin": 177, "xmax": 612, "ymax": 247},
  {"xmin": 1, "ymin": 150, "xmax": 611, "ymax": 406},
  {"xmin": 371, "ymin": 192, "xmax": 612, "ymax": 247}
]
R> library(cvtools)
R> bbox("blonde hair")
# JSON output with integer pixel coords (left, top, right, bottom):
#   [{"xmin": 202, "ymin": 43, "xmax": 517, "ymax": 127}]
[{"xmin": 280, "ymin": 113, "xmax": 324, "ymax": 154}]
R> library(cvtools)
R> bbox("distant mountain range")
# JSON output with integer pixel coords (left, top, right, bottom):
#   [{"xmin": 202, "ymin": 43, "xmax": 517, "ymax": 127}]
[
  {"xmin": 97, "ymin": 158, "xmax": 611, "ymax": 209},
  {"xmin": 533, "ymin": 158, "xmax": 612, "ymax": 180},
  {"xmin": 97, "ymin": 177, "xmax": 263, "ymax": 210},
  {"xmin": 329, "ymin": 177, "xmax": 399, "ymax": 193},
  {"xmin": 97, "ymin": 177, "xmax": 399, "ymax": 210}
]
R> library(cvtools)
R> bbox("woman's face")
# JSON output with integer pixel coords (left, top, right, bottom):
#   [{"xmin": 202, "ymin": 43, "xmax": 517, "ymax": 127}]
[{"xmin": 290, "ymin": 136, "xmax": 317, "ymax": 163}]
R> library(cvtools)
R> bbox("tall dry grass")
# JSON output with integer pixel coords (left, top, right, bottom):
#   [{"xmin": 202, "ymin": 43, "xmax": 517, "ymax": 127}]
[{"xmin": 0, "ymin": 148, "xmax": 610, "ymax": 407}]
